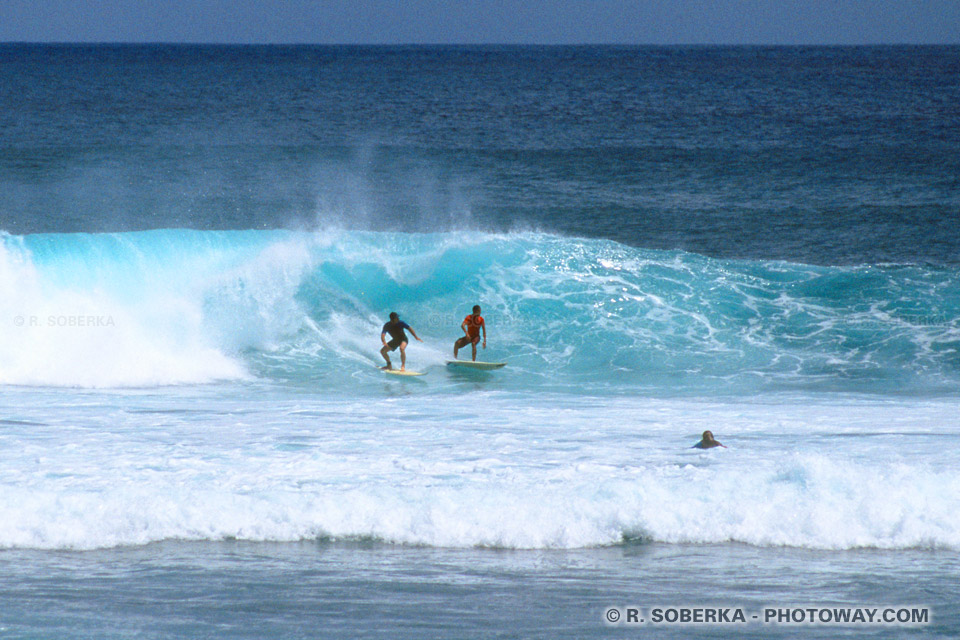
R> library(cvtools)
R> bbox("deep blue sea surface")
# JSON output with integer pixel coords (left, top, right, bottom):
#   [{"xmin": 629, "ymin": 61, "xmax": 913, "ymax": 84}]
[{"xmin": 1, "ymin": 45, "xmax": 959, "ymax": 638}]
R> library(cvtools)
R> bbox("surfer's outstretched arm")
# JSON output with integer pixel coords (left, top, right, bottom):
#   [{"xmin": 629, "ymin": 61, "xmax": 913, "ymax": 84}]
[{"xmin": 408, "ymin": 328, "xmax": 424, "ymax": 342}]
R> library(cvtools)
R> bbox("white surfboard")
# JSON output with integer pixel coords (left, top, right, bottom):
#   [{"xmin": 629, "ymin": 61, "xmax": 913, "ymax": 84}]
[
  {"xmin": 381, "ymin": 368, "xmax": 427, "ymax": 377},
  {"xmin": 446, "ymin": 360, "xmax": 506, "ymax": 370}
]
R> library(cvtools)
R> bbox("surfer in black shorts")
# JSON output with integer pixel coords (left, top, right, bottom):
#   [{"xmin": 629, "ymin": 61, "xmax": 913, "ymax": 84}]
[{"xmin": 380, "ymin": 312, "xmax": 423, "ymax": 371}]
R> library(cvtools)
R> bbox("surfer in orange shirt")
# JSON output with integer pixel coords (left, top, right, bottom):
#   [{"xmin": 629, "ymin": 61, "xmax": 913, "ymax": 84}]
[{"xmin": 453, "ymin": 305, "xmax": 486, "ymax": 361}]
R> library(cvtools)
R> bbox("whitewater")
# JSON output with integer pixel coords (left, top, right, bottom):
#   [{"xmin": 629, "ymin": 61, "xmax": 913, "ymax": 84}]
[{"xmin": 2, "ymin": 228, "xmax": 959, "ymax": 554}]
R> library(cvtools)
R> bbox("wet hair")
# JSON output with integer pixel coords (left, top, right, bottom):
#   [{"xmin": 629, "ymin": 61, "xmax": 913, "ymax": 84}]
[
  {"xmin": 472, "ymin": 305, "xmax": 481, "ymax": 314},
  {"xmin": 389, "ymin": 312, "xmax": 399, "ymax": 321}
]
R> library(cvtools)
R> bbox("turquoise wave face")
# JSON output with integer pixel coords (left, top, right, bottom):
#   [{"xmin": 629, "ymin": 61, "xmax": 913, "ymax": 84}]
[{"xmin": 3, "ymin": 229, "xmax": 959, "ymax": 393}]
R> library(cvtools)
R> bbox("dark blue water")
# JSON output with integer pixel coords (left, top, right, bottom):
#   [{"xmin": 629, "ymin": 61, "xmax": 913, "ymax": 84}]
[{"xmin": 2, "ymin": 45, "xmax": 958, "ymax": 264}]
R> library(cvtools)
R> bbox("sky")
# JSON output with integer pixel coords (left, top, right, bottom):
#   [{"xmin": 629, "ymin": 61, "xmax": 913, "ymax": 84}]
[{"xmin": 1, "ymin": 0, "xmax": 958, "ymax": 45}]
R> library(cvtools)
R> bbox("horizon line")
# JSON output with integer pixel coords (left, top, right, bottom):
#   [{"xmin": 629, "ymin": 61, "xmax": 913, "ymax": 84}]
[{"xmin": 2, "ymin": 40, "xmax": 958, "ymax": 47}]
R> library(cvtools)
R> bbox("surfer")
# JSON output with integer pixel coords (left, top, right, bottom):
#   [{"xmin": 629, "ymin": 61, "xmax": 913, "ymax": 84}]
[
  {"xmin": 693, "ymin": 430, "xmax": 725, "ymax": 449},
  {"xmin": 453, "ymin": 305, "xmax": 486, "ymax": 361},
  {"xmin": 380, "ymin": 312, "xmax": 423, "ymax": 371}
]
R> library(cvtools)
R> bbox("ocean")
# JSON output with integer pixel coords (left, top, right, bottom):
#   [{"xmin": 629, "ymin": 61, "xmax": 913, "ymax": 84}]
[{"xmin": 1, "ymin": 44, "xmax": 959, "ymax": 638}]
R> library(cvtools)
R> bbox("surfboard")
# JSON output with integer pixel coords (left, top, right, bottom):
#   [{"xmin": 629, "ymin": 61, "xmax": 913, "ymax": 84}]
[
  {"xmin": 446, "ymin": 360, "xmax": 506, "ymax": 370},
  {"xmin": 381, "ymin": 368, "xmax": 426, "ymax": 376}
]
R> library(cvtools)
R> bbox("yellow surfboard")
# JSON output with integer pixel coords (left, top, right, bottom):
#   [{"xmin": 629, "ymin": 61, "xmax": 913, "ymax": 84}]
[{"xmin": 380, "ymin": 368, "xmax": 426, "ymax": 376}]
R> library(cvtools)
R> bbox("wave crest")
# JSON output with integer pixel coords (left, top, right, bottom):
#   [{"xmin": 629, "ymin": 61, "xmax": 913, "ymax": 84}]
[{"xmin": 2, "ymin": 228, "xmax": 958, "ymax": 391}]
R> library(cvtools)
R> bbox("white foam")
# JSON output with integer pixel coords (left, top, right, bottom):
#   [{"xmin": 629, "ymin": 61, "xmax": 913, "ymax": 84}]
[
  {"xmin": 0, "ymin": 234, "xmax": 322, "ymax": 387},
  {"xmin": 4, "ymin": 452, "xmax": 957, "ymax": 551},
  {"xmin": 2, "ymin": 393, "xmax": 958, "ymax": 551}
]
